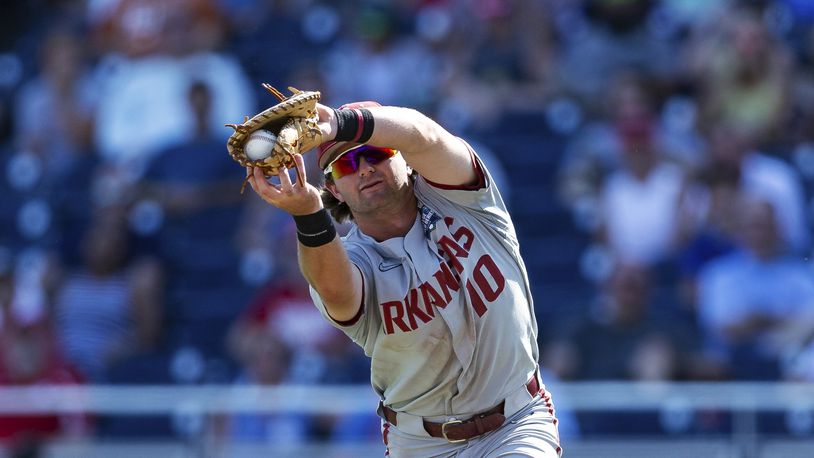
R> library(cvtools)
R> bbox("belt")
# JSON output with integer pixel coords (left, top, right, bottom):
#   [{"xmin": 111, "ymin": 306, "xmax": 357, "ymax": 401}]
[{"xmin": 381, "ymin": 374, "xmax": 540, "ymax": 443}]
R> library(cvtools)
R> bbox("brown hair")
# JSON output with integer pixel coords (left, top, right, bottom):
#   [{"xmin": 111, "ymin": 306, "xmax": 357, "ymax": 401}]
[{"xmin": 321, "ymin": 173, "xmax": 354, "ymax": 224}]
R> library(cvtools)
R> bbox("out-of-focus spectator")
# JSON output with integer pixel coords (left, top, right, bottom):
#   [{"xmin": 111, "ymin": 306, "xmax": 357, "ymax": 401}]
[
  {"xmin": 696, "ymin": 197, "xmax": 814, "ymax": 380},
  {"xmin": 91, "ymin": 56, "xmax": 189, "ymax": 171},
  {"xmin": 226, "ymin": 222, "xmax": 375, "ymax": 443},
  {"xmin": 0, "ymin": 262, "xmax": 89, "ymax": 446},
  {"xmin": 6, "ymin": 23, "xmax": 99, "ymax": 255},
  {"xmin": 138, "ymin": 80, "xmax": 248, "ymax": 356},
  {"xmin": 224, "ymin": 0, "xmax": 334, "ymax": 97},
  {"xmin": 466, "ymin": 1, "xmax": 553, "ymax": 106},
  {"xmin": 228, "ymin": 232, "xmax": 338, "ymax": 377},
  {"xmin": 439, "ymin": 0, "xmax": 555, "ymax": 130},
  {"xmin": 224, "ymin": 267, "xmax": 313, "ymax": 445},
  {"xmin": 225, "ymin": 312, "xmax": 307, "ymax": 444},
  {"xmin": 139, "ymin": 80, "xmax": 243, "ymax": 222},
  {"xmin": 321, "ymin": 3, "xmax": 444, "ymax": 109},
  {"xmin": 592, "ymin": 75, "xmax": 688, "ymax": 266},
  {"xmin": 543, "ymin": 262, "xmax": 691, "ymax": 381},
  {"xmin": 53, "ymin": 209, "xmax": 164, "ymax": 382},
  {"xmin": 558, "ymin": 72, "xmax": 699, "ymax": 237},
  {"xmin": 706, "ymin": 122, "xmax": 809, "ymax": 253},
  {"xmin": 675, "ymin": 165, "xmax": 742, "ymax": 308},
  {"xmin": 176, "ymin": 0, "xmax": 256, "ymax": 142},
  {"xmin": 597, "ymin": 142, "xmax": 686, "ymax": 266},
  {"xmin": 90, "ymin": 0, "xmax": 254, "ymax": 174},
  {"xmin": 94, "ymin": 245, "xmax": 173, "ymax": 440},
  {"xmin": 89, "ymin": 0, "xmax": 224, "ymax": 59},
  {"xmin": 14, "ymin": 25, "xmax": 96, "ymax": 180},
  {"xmin": 556, "ymin": 0, "xmax": 680, "ymax": 103},
  {"xmin": 2, "ymin": 24, "xmax": 96, "ymax": 253},
  {"xmin": 542, "ymin": 261, "xmax": 702, "ymax": 435},
  {"xmin": 687, "ymin": 6, "xmax": 794, "ymax": 147}
]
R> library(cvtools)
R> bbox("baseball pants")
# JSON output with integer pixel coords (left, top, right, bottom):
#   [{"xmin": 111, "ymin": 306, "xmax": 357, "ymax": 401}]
[{"xmin": 382, "ymin": 394, "xmax": 562, "ymax": 458}]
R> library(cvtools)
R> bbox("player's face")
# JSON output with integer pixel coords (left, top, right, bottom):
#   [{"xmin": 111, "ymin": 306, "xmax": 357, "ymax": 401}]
[{"xmin": 325, "ymin": 147, "xmax": 413, "ymax": 215}]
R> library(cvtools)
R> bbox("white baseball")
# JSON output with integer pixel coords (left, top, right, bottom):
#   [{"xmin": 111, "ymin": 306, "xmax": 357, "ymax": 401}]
[{"xmin": 245, "ymin": 129, "xmax": 277, "ymax": 161}]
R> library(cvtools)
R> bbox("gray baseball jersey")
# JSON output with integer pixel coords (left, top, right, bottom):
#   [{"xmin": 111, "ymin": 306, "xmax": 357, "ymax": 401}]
[{"xmin": 310, "ymin": 142, "xmax": 539, "ymax": 424}]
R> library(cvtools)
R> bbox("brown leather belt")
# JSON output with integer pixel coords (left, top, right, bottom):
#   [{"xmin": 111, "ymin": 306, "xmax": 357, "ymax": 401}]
[{"xmin": 381, "ymin": 374, "xmax": 541, "ymax": 443}]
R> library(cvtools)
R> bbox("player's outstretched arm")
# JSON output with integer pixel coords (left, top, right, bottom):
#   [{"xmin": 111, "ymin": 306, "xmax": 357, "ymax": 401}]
[
  {"xmin": 369, "ymin": 106, "xmax": 477, "ymax": 187},
  {"xmin": 321, "ymin": 104, "xmax": 478, "ymax": 187},
  {"xmin": 245, "ymin": 159, "xmax": 363, "ymax": 323}
]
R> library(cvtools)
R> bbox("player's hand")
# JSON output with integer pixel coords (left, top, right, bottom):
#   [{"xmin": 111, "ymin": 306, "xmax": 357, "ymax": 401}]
[
  {"xmin": 316, "ymin": 103, "xmax": 337, "ymax": 142},
  {"xmin": 245, "ymin": 154, "xmax": 322, "ymax": 216}
]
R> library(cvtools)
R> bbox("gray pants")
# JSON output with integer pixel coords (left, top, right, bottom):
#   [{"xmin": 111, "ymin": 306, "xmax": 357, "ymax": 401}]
[{"xmin": 382, "ymin": 395, "xmax": 562, "ymax": 458}]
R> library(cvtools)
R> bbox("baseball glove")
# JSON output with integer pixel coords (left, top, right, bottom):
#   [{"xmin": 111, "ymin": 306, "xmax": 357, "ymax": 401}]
[{"xmin": 225, "ymin": 84, "xmax": 322, "ymax": 193}]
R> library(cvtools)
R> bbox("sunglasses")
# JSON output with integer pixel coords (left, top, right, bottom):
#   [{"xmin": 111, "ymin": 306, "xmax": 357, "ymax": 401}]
[{"xmin": 324, "ymin": 145, "xmax": 398, "ymax": 179}]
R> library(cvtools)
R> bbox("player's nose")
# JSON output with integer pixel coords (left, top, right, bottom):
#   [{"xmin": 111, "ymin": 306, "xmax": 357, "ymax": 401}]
[{"xmin": 357, "ymin": 157, "xmax": 375, "ymax": 176}]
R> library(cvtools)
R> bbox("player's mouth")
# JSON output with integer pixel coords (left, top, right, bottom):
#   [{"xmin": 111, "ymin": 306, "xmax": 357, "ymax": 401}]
[{"xmin": 359, "ymin": 180, "xmax": 383, "ymax": 192}]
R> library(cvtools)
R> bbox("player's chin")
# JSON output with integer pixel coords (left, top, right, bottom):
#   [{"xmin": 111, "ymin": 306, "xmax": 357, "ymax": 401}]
[{"xmin": 353, "ymin": 192, "xmax": 387, "ymax": 210}]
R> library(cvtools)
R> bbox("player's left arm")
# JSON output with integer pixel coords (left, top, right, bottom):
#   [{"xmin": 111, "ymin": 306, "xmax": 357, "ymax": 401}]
[{"xmin": 364, "ymin": 106, "xmax": 479, "ymax": 187}]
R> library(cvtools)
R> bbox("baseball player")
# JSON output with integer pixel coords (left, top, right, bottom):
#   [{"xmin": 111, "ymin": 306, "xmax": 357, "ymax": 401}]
[{"xmin": 245, "ymin": 100, "xmax": 562, "ymax": 457}]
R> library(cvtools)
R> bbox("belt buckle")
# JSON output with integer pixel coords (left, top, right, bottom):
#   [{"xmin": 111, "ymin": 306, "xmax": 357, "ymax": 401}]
[{"xmin": 441, "ymin": 419, "xmax": 466, "ymax": 443}]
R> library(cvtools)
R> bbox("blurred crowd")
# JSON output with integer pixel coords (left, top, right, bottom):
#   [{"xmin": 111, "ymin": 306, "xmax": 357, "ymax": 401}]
[{"xmin": 2, "ymin": 0, "xmax": 814, "ymax": 449}]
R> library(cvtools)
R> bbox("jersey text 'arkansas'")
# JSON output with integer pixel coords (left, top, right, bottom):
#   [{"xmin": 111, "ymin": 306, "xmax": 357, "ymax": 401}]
[{"xmin": 380, "ymin": 218, "xmax": 506, "ymax": 334}]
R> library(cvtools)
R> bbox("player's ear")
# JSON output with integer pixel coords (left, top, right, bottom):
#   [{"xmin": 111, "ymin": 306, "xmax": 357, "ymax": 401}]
[{"xmin": 324, "ymin": 179, "xmax": 345, "ymax": 203}]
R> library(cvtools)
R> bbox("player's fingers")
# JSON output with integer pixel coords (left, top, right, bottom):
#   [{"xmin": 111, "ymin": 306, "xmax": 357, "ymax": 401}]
[
  {"xmin": 247, "ymin": 166, "xmax": 263, "ymax": 192},
  {"xmin": 293, "ymin": 154, "xmax": 307, "ymax": 187},
  {"xmin": 251, "ymin": 166, "xmax": 282, "ymax": 198},
  {"xmin": 278, "ymin": 167, "xmax": 294, "ymax": 194},
  {"xmin": 246, "ymin": 166, "xmax": 258, "ymax": 192}
]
